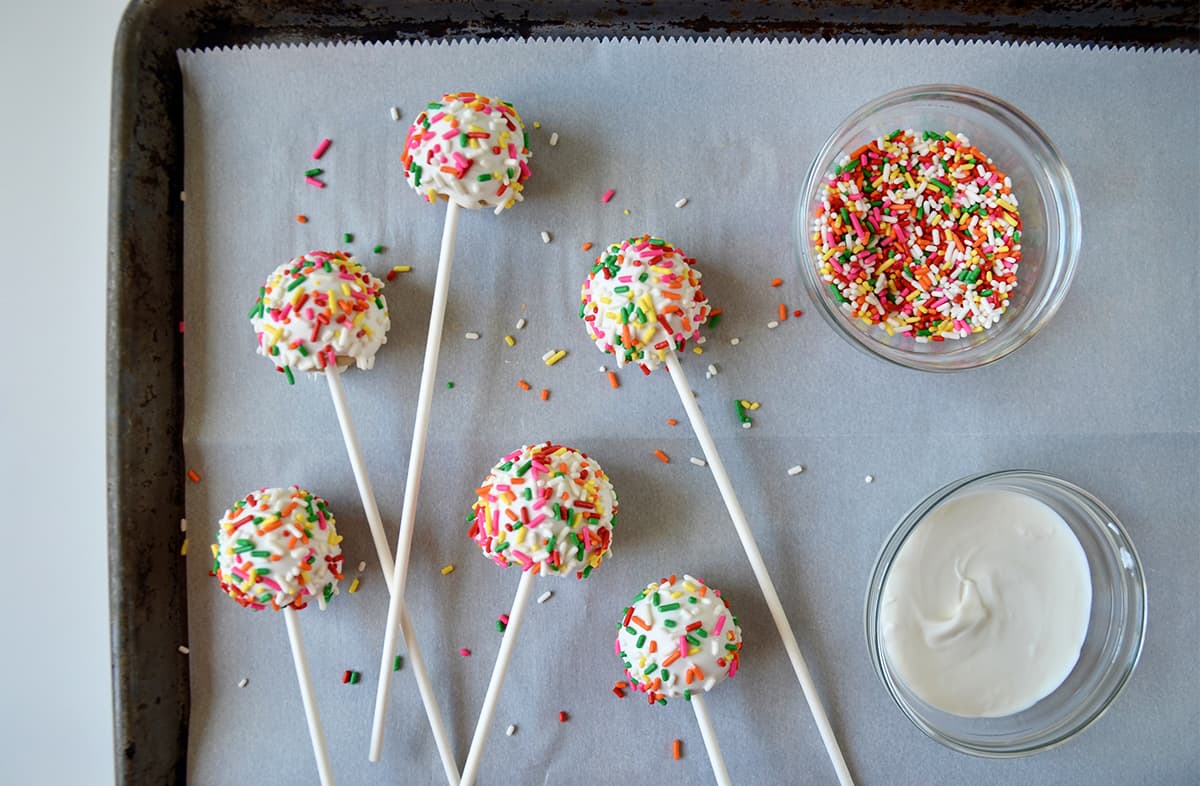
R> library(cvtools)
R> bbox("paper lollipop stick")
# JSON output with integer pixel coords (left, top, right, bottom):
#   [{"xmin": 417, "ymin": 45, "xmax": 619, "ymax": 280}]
[
  {"xmin": 690, "ymin": 694, "xmax": 732, "ymax": 786},
  {"xmin": 459, "ymin": 569, "xmax": 536, "ymax": 786},
  {"xmin": 284, "ymin": 606, "xmax": 337, "ymax": 786},
  {"xmin": 212, "ymin": 486, "xmax": 346, "ymax": 786},
  {"xmin": 372, "ymin": 91, "xmax": 532, "ymax": 759},
  {"xmin": 457, "ymin": 442, "xmax": 617, "ymax": 786},
  {"xmin": 616, "ymin": 574, "xmax": 743, "ymax": 786},
  {"xmin": 582, "ymin": 238, "xmax": 854, "ymax": 786},
  {"xmin": 249, "ymin": 252, "xmax": 458, "ymax": 780}
]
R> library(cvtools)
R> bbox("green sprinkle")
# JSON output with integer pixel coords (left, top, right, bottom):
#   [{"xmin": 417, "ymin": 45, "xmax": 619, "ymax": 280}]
[
  {"xmin": 343, "ymin": 233, "xmax": 353, "ymax": 243},
  {"xmin": 349, "ymin": 670, "xmax": 361, "ymax": 684},
  {"xmin": 284, "ymin": 366, "xmax": 295, "ymax": 385},
  {"xmin": 662, "ymin": 619, "xmax": 677, "ymax": 628},
  {"xmin": 658, "ymin": 602, "xmax": 680, "ymax": 612},
  {"xmin": 447, "ymin": 381, "xmax": 455, "ymax": 389},
  {"xmin": 373, "ymin": 245, "xmax": 383, "ymax": 254},
  {"xmin": 305, "ymin": 168, "xmax": 323, "ymax": 177},
  {"xmin": 393, "ymin": 655, "xmax": 404, "ymax": 671},
  {"xmin": 286, "ymin": 275, "xmax": 307, "ymax": 292}
]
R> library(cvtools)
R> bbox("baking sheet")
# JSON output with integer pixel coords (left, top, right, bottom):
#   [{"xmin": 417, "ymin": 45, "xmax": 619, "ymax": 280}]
[{"xmin": 179, "ymin": 38, "xmax": 1199, "ymax": 785}]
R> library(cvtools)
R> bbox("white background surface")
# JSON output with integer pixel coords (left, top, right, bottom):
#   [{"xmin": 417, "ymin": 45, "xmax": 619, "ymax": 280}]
[{"xmin": 1, "ymin": 1, "xmax": 126, "ymax": 784}]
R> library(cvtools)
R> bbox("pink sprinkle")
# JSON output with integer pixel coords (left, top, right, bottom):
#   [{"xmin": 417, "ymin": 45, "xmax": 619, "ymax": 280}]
[
  {"xmin": 601, "ymin": 188, "xmax": 615, "ymax": 203},
  {"xmin": 499, "ymin": 614, "xmax": 510, "ymax": 625},
  {"xmin": 311, "ymin": 138, "xmax": 331, "ymax": 160},
  {"xmin": 679, "ymin": 636, "xmax": 688, "ymax": 659},
  {"xmin": 713, "ymin": 615, "xmax": 726, "ymax": 635},
  {"xmin": 178, "ymin": 321, "xmax": 185, "ymax": 333},
  {"xmin": 260, "ymin": 577, "xmax": 283, "ymax": 592},
  {"xmin": 459, "ymin": 648, "xmax": 471, "ymax": 657},
  {"xmin": 305, "ymin": 176, "xmax": 325, "ymax": 189}
]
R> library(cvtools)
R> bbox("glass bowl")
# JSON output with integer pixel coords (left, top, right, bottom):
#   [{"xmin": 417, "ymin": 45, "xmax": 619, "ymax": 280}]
[
  {"xmin": 795, "ymin": 85, "xmax": 1082, "ymax": 371},
  {"xmin": 865, "ymin": 470, "xmax": 1147, "ymax": 756}
]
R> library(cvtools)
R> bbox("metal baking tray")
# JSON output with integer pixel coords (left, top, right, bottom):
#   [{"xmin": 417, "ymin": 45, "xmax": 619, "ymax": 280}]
[{"xmin": 105, "ymin": 1, "xmax": 1197, "ymax": 783}]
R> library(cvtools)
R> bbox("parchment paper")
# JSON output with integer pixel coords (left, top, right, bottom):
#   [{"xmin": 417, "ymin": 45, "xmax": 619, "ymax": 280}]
[{"xmin": 179, "ymin": 38, "xmax": 1199, "ymax": 786}]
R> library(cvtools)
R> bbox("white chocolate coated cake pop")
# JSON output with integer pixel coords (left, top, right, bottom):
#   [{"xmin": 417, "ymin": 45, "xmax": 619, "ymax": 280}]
[
  {"xmin": 402, "ymin": 91, "xmax": 532, "ymax": 214},
  {"xmin": 250, "ymin": 250, "xmax": 390, "ymax": 382},
  {"xmin": 213, "ymin": 486, "xmax": 345, "ymax": 610},
  {"xmin": 616, "ymin": 574, "xmax": 743, "ymax": 704},
  {"xmin": 580, "ymin": 235, "xmax": 711, "ymax": 373},
  {"xmin": 468, "ymin": 442, "xmax": 616, "ymax": 579}
]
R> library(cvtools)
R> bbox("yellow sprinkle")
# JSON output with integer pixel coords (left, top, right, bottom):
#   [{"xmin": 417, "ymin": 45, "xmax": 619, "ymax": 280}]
[
  {"xmin": 533, "ymin": 120, "xmax": 541, "ymax": 129},
  {"xmin": 392, "ymin": 265, "xmax": 411, "ymax": 273},
  {"xmin": 640, "ymin": 326, "xmax": 657, "ymax": 345},
  {"xmin": 545, "ymin": 350, "xmax": 567, "ymax": 366},
  {"xmin": 670, "ymin": 591, "xmax": 683, "ymax": 600},
  {"xmin": 211, "ymin": 543, "xmax": 218, "ymax": 558},
  {"xmin": 748, "ymin": 402, "xmax": 760, "ymax": 411},
  {"xmin": 349, "ymin": 578, "xmax": 360, "ymax": 594},
  {"xmin": 623, "ymin": 209, "xmax": 630, "ymax": 215},
  {"xmin": 441, "ymin": 564, "xmax": 455, "ymax": 576},
  {"xmin": 996, "ymin": 198, "xmax": 1018, "ymax": 212},
  {"xmin": 1001, "ymin": 212, "xmax": 1018, "ymax": 227},
  {"xmin": 180, "ymin": 539, "xmax": 188, "ymax": 556},
  {"xmin": 683, "ymin": 581, "xmax": 696, "ymax": 592},
  {"xmin": 692, "ymin": 346, "xmax": 703, "ymax": 355},
  {"xmin": 341, "ymin": 283, "xmax": 352, "ymax": 297},
  {"xmin": 504, "ymin": 335, "xmax": 515, "ymax": 347}
]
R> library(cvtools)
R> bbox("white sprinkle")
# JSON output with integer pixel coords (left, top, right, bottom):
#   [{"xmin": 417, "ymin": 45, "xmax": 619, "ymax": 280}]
[
  {"xmin": 177, "ymin": 645, "xmax": 190, "ymax": 655},
  {"xmin": 865, "ymin": 475, "xmax": 875, "ymax": 483},
  {"xmin": 506, "ymin": 724, "xmax": 517, "ymax": 736},
  {"xmin": 598, "ymin": 365, "xmax": 607, "ymax": 373},
  {"xmin": 767, "ymin": 320, "xmax": 780, "ymax": 329},
  {"xmin": 537, "ymin": 591, "xmax": 553, "ymax": 604},
  {"xmin": 238, "ymin": 678, "xmax": 249, "ymax": 688},
  {"xmin": 695, "ymin": 336, "xmax": 706, "ymax": 345},
  {"xmin": 179, "ymin": 191, "xmax": 186, "ymax": 202},
  {"xmin": 515, "ymin": 318, "xmax": 527, "ymax": 330},
  {"xmin": 542, "ymin": 350, "xmax": 557, "ymax": 362},
  {"xmin": 540, "ymin": 231, "xmax": 551, "ymax": 244},
  {"xmin": 675, "ymin": 197, "xmax": 688, "ymax": 208},
  {"xmin": 787, "ymin": 465, "xmax": 804, "ymax": 476},
  {"xmin": 742, "ymin": 422, "xmax": 752, "ymax": 429},
  {"xmin": 357, "ymin": 561, "xmax": 367, "ymax": 573},
  {"xmin": 465, "ymin": 332, "xmax": 481, "ymax": 340},
  {"xmin": 707, "ymin": 364, "xmax": 718, "ymax": 376},
  {"xmin": 390, "ymin": 106, "xmax": 401, "ymax": 121},
  {"xmin": 549, "ymin": 132, "xmax": 559, "ymax": 146},
  {"xmin": 689, "ymin": 457, "xmax": 707, "ymax": 467},
  {"xmin": 180, "ymin": 518, "xmax": 188, "ymax": 532},
  {"xmin": 730, "ymin": 338, "xmax": 741, "ymax": 346}
]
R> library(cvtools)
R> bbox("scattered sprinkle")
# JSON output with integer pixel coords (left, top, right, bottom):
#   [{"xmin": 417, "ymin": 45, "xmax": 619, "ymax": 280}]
[
  {"xmin": 386, "ymin": 265, "xmax": 411, "ymax": 281},
  {"xmin": 373, "ymin": 245, "xmax": 383, "ymax": 254},
  {"xmin": 667, "ymin": 419, "xmax": 678, "ymax": 426},
  {"xmin": 187, "ymin": 469, "xmax": 201, "ymax": 483},
  {"xmin": 343, "ymin": 232, "xmax": 354, "ymax": 243},
  {"xmin": 654, "ymin": 449, "xmax": 671, "ymax": 464},
  {"xmin": 707, "ymin": 363, "xmax": 718, "ymax": 377},
  {"xmin": 601, "ymin": 189, "xmax": 615, "ymax": 204},
  {"xmin": 180, "ymin": 539, "xmax": 188, "ymax": 556},
  {"xmin": 357, "ymin": 561, "xmax": 367, "ymax": 573},
  {"xmin": 305, "ymin": 168, "xmax": 323, "ymax": 177},
  {"xmin": 348, "ymin": 578, "xmax": 360, "ymax": 593},
  {"xmin": 179, "ymin": 321, "xmax": 186, "ymax": 333},
  {"xmin": 506, "ymin": 724, "xmax": 517, "ymax": 736},
  {"xmin": 581, "ymin": 242, "xmax": 593, "ymax": 251},
  {"xmin": 767, "ymin": 320, "xmax": 780, "ymax": 329},
  {"xmin": 393, "ymin": 655, "xmax": 404, "ymax": 671},
  {"xmin": 612, "ymin": 686, "xmax": 626, "ymax": 698},
  {"xmin": 518, "ymin": 379, "xmax": 531, "ymax": 391},
  {"xmin": 533, "ymin": 121, "xmax": 541, "ymax": 129},
  {"xmin": 541, "ymin": 230, "xmax": 551, "ymax": 244},
  {"xmin": 497, "ymin": 613, "xmax": 509, "ymax": 632},
  {"xmin": 675, "ymin": 197, "xmax": 688, "ymax": 208},
  {"xmin": 238, "ymin": 678, "xmax": 249, "ymax": 688},
  {"xmin": 342, "ymin": 670, "xmax": 361, "ymax": 685},
  {"xmin": 295, "ymin": 214, "xmax": 308, "ymax": 223},
  {"xmin": 180, "ymin": 518, "xmax": 188, "ymax": 532},
  {"xmin": 787, "ymin": 465, "xmax": 805, "ymax": 476},
  {"xmin": 793, "ymin": 309, "xmax": 803, "ymax": 317},
  {"xmin": 623, "ymin": 209, "xmax": 630, "ymax": 215},
  {"xmin": 730, "ymin": 337, "xmax": 741, "ymax": 346},
  {"xmin": 607, "ymin": 371, "xmax": 620, "ymax": 389},
  {"xmin": 544, "ymin": 349, "xmax": 567, "ymax": 366},
  {"xmin": 689, "ymin": 457, "xmax": 707, "ymax": 467},
  {"xmin": 778, "ymin": 303, "xmax": 788, "ymax": 322},
  {"xmin": 558, "ymin": 711, "xmax": 569, "ymax": 723},
  {"xmin": 865, "ymin": 475, "xmax": 875, "ymax": 484},
  {"xmin": 460, "ymin": 648, "xmax": 471, "ymax": 657},
  {"xmin": 771, "ymin": 278, "xmax": 784, "ymax": 287},
  {"xmin": 177, "ymin": 645, "xmax": 190, "ymax": 655},
  {"xmin": 179, "ymin": 191, "xmax": 186, "ymax": 202},
  {"xmin": 537, "ymin": 590, "xmax": 553, "ymax": 604},
  {"xmin": 504, "ymin": 335, "xmax": 516, "ymax": 347},
  {"xmin": 549, "ymin": 132, "xmax": 559, "ymax": 146},
  {"xmin": 311, "ymin": 138, "xmax": 331, "ymax": 159},
  {"xmin": 673, "ymin": 739, "xmax": 683, "ymax": 760},
  {"xmin": 465, "ymin": 332, "xmax": 481, "ymax": 340},
  {"xmin": 540, "ymin": 388, "xmax": 550, "ymax": 401},
  {"xmin": 515, "ymin": 317, "xmax": 527, "ymax": 330},
  {"xmin": 305, "ymin": 176, "xmax": 325, "ymax": 189},
  {"xmin": 441, "ymin": 564, "xmax": 455, "ymax": 576},
  {"xmin": 447, "ymin": 381, "xmax": 455, "ymax": 389},
  {"xmin": 390, "ymin": 106, "xmax": 401, "ymax": 121}
]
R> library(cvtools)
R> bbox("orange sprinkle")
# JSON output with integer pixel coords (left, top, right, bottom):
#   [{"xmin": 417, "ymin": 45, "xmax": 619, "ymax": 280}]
[
  {"xmin": 648, "ymin": 639, "xmax": 658, "ymax": 654},
  {"xmin": 654, "ymin": 449, "xmax": 670, "ymax": 464},
  {"xmin": 661, "ymin": 651, "xmax": 681, "ymax": 667},
  {"xmin": 673, "ymin": 739, "xmax": 682, "ymax": 760},
  {"xmin": 770, "ymin": 277, "xmax": 783, "ymax": 287},
  {"xmin": 295, "ymin": 214, "xmax": 308, "ymax": 224},
  {"xmin": 630, "ymin": 615, "xmax": 651, "ymax": 631},
  {"xmin": 540, "ymin": 388, "xmax": 550, "ymax": 401},
  {"xmin": 581, "ymin": 242, "xmax": 593, "ymax": 251},
  {"xmin": 259, "ymin": 519, "xmax": 284, "ymax": 534},
  {"xmin": 186, "ymin": 469, "xmax": 201, "ymax": 483},
  {"xmin": 280, "ymin": 502, "xmax": 298, "ymax": 518},
  {"xmin": 518, "ymin": 379, "xmax": 531, "ymax": 391},
  {"xmin": 666, "ymin": 418, "xmax": 678, "ymax": 426},
  {"xmin": 607, "ymin": 371, "xmax": 619, "ymax": 389},
  {"xmin": 778, "ymin": 303, "xmax": 788, "ymax": 322}
]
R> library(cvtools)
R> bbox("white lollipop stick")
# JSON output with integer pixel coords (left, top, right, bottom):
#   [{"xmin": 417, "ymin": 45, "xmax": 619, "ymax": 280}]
[
  {"xmin": 325, "ymin": 365, "xmax": 392, "ymax": 575},
  {"xmin": 324, "ymin": 362, "xmax": 460, "ymax": 782},
  {"xmin": 372, "ymin": 200, "xmax": 462, "ymax": 759},
  {"xmin": 459, "ymin": 570, "xmax": 537, "ymax": 786},
  {"xmin": 690, "ymin": 694, "xmax": 732, "ymax": 786},
  {"xmin": 284, "ymin": 606, "xmax": 336, "ymax": 786},
  {"xmin": 664, "ymin": 351, "xmax": 854, "ymax": 786}
]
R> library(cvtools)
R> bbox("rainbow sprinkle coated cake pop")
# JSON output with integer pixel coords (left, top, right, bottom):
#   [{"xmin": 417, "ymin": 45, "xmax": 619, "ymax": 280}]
[
  {"xmin": 468, "ymin": 442, "xmax": 616, "ymax": 578},
  {"xmin": 580, "ymin": 235, "xmax": 711, "ymax": 373},
  {"xmin": 213, "ymin": 486, "xmax": 345, "ymax": 610},
  {"xmin": 402, "ymin": 91, "xmax": 532, "ymax": 214},
  {"xmin": 616, "ymin": 574, "xmax": 743, "ymax": 705},
  {"xmin": 250, "ymin": 250, "xmax": 390, "ymax": 383}
]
